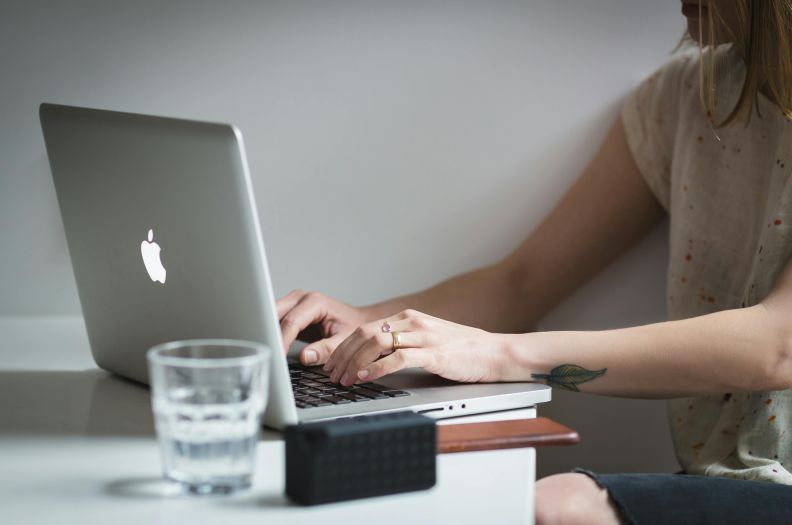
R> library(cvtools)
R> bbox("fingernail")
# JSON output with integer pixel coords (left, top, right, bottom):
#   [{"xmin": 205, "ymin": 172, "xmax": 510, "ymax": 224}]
[
  {"xmin": 340, "ymin": 372, "xmax": 350, "ymax": 385},
  {"xmin": 357, "ymin": 369, "xmax": 369, "ymax": 380},
  {"xmin": 303, "ymin": 349, "xmax": 317, "ymax": 364}
]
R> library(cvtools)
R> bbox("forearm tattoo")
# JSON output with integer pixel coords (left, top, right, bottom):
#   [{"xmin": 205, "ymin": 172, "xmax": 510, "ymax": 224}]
[{"xmin": 531, "ymin": 364, "xmax": 607, "ymax": 391}]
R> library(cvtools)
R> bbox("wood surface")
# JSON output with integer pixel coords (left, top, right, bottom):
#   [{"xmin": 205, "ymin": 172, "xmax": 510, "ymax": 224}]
[{"xmin": 437, "ymin": 417, "xmax": 579, "ymax": 454}]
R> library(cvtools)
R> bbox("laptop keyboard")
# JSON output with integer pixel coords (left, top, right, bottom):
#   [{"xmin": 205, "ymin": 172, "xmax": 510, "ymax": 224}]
[{"xmin": 289, "ymin": 363, "xmax": 410, "ymax": 409}]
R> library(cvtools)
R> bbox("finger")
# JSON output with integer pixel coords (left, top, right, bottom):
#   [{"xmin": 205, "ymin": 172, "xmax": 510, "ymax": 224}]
[
  {"xmin": 378, "ymin": 317, "xmax": 420, "ymax": 356},
  {"xmin": 357, "ymin": 348, "xmax": 435, "ymax": 382},
  {"xmin": 338, "ymin": 331, "xmax": 430, "ymax": 386},
  {"xmin": 325, "ymin": 318, "xmax": 418, "ymax": 378},
  {"xmin": 279, "ymin": 296, "xmax": 325, "ymax": 351},
  {"xmin": 325, "ymin": 327, "xmax": 370, "ymax": 382},
  {"xmin": 299, "ymin": 333, "xmax": 346, "ymax": 366},
  {"xmin": 276, "ymin": 289, "xmax": 307, "ymax": 319}
]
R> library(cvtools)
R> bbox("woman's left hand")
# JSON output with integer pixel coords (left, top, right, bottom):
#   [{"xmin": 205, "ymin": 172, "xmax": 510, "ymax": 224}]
[{"xmin": 322, "ymin": 309, "xmax": 509, "ymax": 386}]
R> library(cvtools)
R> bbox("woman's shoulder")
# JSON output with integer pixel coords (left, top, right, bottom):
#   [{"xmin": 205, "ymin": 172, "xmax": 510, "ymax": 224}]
[
  {"xmin": 662, "ymin": 44, "xmax": 701, "ymax": 81},
  {"xmin": 629, "ymin": 44, "xmax": 746, "ymax": 134},
  {"xmin": 643, "ymin": 44, "xmax": 743, "ymax": 110},
  {"xmin": 637, "ymin": 45, "xmax": 699, "ymax": 105}
]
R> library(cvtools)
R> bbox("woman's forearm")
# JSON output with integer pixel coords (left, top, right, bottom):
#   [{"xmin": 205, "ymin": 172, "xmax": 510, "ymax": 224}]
[
  {"xmin": 502, "ymin": 304, "xmax": 792, "ymax": 397},
  {"xmin": 364, "ymin": 118, "xmax": 664, "ymax": 334}
]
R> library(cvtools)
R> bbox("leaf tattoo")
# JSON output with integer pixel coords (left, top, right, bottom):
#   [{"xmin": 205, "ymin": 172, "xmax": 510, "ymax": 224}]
[{"xmin": 531, "ymin": 364, "xmax": 607, "ymax": 392}]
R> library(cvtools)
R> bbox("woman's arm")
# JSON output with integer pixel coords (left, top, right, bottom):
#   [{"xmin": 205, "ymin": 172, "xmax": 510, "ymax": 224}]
[
  {"xmin": 504, "ymin": 305, "xmax": 792, "ymax": 397},
  {"xmin": 363, "ymin": 116, "xmax": 664, "ymax": 333},
  {"xmin": 501, "ymin": 260, "xmax": 792, "ymax": 397},
  {"xmin": 325, "ymin": 271, "xmax": 792, "ymax": 393},
  {"xmin": 313, "ymin": 115, "xmax": 792, "ymax": 394},
  {"xmin": 279, "ymin": 115, "xmax": 663, "ymax": 364}
]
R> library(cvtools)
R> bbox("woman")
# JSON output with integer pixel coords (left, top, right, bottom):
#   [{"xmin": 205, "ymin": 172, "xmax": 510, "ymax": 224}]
[{"xmin": 276, "ymin": 1, "xmax": 792, "ymax": 523}]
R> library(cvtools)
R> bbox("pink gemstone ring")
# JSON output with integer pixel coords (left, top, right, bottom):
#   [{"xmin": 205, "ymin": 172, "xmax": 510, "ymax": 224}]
[{"xmin": 381, "ymin": 320, "xmax": 392, "ymax": 333}]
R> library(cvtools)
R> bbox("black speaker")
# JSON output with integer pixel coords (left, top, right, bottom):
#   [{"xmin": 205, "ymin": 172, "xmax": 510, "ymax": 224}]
[{"xmin": 285, "ymin": 411, "xmax": 437, "ymax": 505}]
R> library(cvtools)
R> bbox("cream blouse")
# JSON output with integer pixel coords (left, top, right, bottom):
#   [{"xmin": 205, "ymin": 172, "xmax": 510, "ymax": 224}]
[{"xmin": 623, "ymin": 44, "xmax": 792, "ymax": 484}]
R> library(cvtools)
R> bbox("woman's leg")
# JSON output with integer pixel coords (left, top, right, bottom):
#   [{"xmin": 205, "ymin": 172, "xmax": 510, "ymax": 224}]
[
  {"xmin": 535, "ymin": 473, "xmax": 622, "ymax": 525},
  {"xmin": 539, "ymin": 470, "xmax": 792, "ymax": 525}
]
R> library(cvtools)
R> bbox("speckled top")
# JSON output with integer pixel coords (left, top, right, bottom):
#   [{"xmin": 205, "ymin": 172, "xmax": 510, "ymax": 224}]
[{"xmin": 622, "ymin": 44, "xmax": 792, "ymax": 484}]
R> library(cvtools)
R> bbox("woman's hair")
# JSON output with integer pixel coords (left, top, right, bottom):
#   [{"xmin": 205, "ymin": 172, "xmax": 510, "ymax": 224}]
[{"xmin": 703, "ymin": 0, "xmax": 792, "ymax": 126}]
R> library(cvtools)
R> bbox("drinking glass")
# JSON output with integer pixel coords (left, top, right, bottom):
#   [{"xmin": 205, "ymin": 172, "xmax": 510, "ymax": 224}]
[{"xmin": 147, "ymin": 339, "xmax": 271, "ymax": 495}]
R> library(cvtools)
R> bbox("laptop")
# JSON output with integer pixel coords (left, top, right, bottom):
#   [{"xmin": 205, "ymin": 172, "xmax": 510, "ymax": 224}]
[{"xmin": 39, "ymin": 103, "xmax": 551, "ymax": 429}]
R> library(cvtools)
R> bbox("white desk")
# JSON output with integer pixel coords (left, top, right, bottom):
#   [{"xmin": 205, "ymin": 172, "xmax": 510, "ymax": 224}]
[{"xmin": 0, "ymin": 317, "xmax": 538, "ymax": 525}]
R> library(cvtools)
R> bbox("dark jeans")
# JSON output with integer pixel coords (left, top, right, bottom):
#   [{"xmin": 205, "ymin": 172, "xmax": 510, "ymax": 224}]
[{"xmin": 575, "ymin": 469, "xmax": 792, "ymax": 525}]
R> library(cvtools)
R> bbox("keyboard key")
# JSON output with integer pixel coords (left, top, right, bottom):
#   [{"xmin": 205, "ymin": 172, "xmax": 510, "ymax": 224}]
[
  {"xmin": 337, "ymin": 392, "xmax": 370, "ymax": 403},
  {"xmin": 291, "ymin": 363, "xmax": 401, "ymax": 402},
  {"xmin": 315, "ymin": 392, "xmax": 335, "ymax": 398},
  {"xmin": 349, "ymin": 387, "xmax": 389, "ymax": 400},
  {"xmin": 325, "ymin": 395, "xmax": 352, "ymax": 404},
  {"xmin": 383, "ymin": 390, "xmax": 410, "ymax": 397},
  {"xmin": 323, "ymin": 390, "xmax": 346, "ymax": 397},
  {"xmin": 358, "ymin": 383, "xmax": 391, "ymax": 392},
  {"xmin": 330, "ymin": 389, "xmax": 351, "ymax": 395}
]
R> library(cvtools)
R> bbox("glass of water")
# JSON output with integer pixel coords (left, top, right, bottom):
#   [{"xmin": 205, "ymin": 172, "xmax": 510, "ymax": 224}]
[{"xmin": 147, "ymin": 339, "xmax": 271, "ymax": 495}]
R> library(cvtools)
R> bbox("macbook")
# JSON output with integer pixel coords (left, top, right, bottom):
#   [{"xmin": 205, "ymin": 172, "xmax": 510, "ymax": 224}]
[{"xmin": 39, "ymin": 103, "xmax": 551, "ymax": 429}]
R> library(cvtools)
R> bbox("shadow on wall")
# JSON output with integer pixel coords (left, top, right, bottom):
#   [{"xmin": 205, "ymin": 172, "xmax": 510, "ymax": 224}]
[
  {"xmin": 534, "ymin": 221, "xmax": 682, "ymax": 479},
  {"xmin": 537, "ymin": 389, "xmax": 680, "ymax": 477},
  {"xmin": 533, "ymin": 216, "xmax": 680, "ymax": 477}
]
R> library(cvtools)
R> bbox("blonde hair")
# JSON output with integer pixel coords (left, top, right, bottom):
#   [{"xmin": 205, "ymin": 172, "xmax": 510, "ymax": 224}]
[{"xmin": 700, "ymin": 0, "xmax": 792, "ymax": 126}]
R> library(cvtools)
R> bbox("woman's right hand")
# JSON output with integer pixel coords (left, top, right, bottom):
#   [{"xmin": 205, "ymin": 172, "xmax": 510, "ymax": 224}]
[{"xmin": 276, "ymin": 289, "xmax": 371, "ymax": 366}]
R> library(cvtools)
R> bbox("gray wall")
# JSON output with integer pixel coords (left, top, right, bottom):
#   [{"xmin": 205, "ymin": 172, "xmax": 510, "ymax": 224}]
[{"xmin": 1, "ymin": 0, "xmax": 681, "ymax": 475}]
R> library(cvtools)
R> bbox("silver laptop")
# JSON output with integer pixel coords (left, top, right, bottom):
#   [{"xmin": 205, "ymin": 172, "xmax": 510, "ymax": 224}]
[{"xmin": 39, "ymin": 103, "xmax": 551, "ymax": 429}]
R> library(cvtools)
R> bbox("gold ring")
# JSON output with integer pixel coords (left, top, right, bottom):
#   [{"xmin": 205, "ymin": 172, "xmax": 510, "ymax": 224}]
[{"xmin": 391, "ymin": 331, "xmax": 405, "ymax": 350}]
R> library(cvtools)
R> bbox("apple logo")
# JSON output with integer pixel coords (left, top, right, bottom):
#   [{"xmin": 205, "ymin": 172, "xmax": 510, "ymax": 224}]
[{"xmin": 140, "ymin": 229, "xmax": 167, "ymax": 284}]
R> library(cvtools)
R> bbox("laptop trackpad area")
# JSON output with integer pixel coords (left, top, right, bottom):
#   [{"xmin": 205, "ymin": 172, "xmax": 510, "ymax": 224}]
[
  {"xmin": 375, "ymin": 368, "xmax": 547, "ymax": 400},
  {"xmin": 375, "ymin": 368, "xmax": 459, "ymax": 390}
]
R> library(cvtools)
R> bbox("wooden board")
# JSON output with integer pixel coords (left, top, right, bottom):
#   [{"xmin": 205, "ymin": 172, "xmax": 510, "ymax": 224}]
[{"xmin": 437, "ymin": 417, "xmax": 579, "ymax": 454}]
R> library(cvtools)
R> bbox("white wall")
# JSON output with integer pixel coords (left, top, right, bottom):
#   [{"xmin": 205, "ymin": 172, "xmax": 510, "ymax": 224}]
[{"xmin": 1, "ymin": 0, "xmax": 682, "ymax": 475}]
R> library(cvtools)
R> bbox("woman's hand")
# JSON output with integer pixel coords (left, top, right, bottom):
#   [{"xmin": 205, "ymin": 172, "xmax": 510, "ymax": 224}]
[
  {"xmin": 323, "ymin": 309, "xmax": 509, "ymax": 386},
  {"xmin": 276, "ymin": 289, "xmax": 371, "ymax": 365}
]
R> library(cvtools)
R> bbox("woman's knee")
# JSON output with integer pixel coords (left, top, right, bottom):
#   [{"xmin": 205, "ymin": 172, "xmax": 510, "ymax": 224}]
[{"xmin": 535, "ymin": 473, "xmax": 621, "ymax": 525}]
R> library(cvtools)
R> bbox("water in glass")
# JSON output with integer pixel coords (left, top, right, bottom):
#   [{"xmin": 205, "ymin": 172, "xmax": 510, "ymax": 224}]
[{"xmin": 147, "ymin": 340, "xmax": 270, "ymax": 495}]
